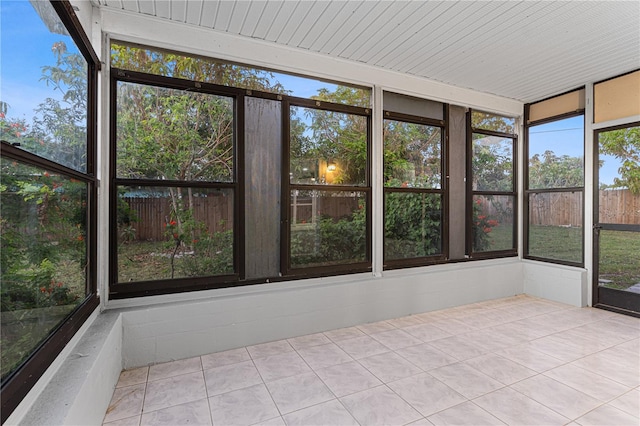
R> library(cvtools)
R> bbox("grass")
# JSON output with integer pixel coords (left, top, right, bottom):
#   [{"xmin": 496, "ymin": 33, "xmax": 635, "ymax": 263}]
[
  {"xmin": 528, "ymin": 225, "xmax": 583, "ymax": 264},
  {"xmin": 598, "ymin": 230, "xmax": 640, "ymax": 290}
]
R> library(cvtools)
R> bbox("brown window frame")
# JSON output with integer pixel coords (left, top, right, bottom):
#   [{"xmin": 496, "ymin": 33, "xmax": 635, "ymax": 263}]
[
  {"xmin": 523, "ymin": 89, "xmax": 585, "ymax": 267},
  {"xmin": 466, "ymin": 110, "xmax": 518, "ymax": 259},
  {"xmin": 382, "ymin": 110, "xmax": 448, "ymax": 269},
  {"xmin": 109, "ymin": 69, "xmax": 246, "ymax": 299},
  {"xmin": 0, "ymin": 1, "xmax": 99, "ymax": 422},
  {"xmin": 282, "ymin": 98, "xmax": 372, "ymax": 276}
]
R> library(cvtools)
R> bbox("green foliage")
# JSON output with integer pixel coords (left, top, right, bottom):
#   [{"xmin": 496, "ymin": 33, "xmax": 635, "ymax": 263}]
[
  {"xmin": 177, "ymin": 229, "xmax": 234, "ymax": 277},
  {"xmin": 111, "ymin": 43, "xmax": 289, "ymax": 94},
  {"xmin": 472, "ymin": 134, "xmax": 513, "ymax": 192},
  {"xmin": 291, "ymin": 200, "xmax": 366, "ymax": 267},
  {"xmin": 599, "ymin": 126, "xmax": 640, "ymax": 193},
  {"xmin": 384, "ymin": 192, "xmax": 441, "ymax": 260},
  {"xmin": 529, "ymin": 151, "xmax": 583, "ymax": 189}
]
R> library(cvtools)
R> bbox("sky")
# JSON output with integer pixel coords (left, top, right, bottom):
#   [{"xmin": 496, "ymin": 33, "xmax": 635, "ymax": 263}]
[
  {"xmin": 1, "ymin": 0, "xmax": 75, "ymax": 123},
  {"xmin": 528, "ymin": 115, "xmax": 619, "ymax": 186},
  {"xmin": 1, "ymin": 1, "xmax": 620, "ymax": 186}
]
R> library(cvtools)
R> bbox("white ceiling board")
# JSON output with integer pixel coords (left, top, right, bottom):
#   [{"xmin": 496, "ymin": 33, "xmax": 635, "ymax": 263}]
[
  {"xmin": 95, "ymin": 0, "xmax": 640, "ymax": 103},
  {"xmin": 184, "ymin": 0, "xmax": 203, "ymax": 26}
]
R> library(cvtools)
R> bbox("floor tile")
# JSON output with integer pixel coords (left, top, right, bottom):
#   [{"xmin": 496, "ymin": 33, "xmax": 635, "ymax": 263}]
[
  {"xmin": 428, "ymin": 335, "xmax": 488, "ymax": 361},
  {"xmin": 544, "ymin": 363, "xmax": 631, "ymax": 402},
  {"xmin": 387, "ymin": 315, "xmax": 424, "ymax": 329},
  {"xmin": 429, "ymin": 363, "xmax": 503, "ymax": 399},
  {"xmin": 104, "ymin": 384, "xmax": 146, "ymax": 424},
  {"xmin": 510, "ymin": 374, "xmax": 601, "ymax": 420},
  {"xmin": 203, "ymin": 360, "xmax": 263, "ymax": 396},
  {"xmin": 473, "ymin": 387, "xmax": 570, "ymax": 425},
  {"xmin": 609, "ymin": 388, "xmax": 640, "ymax": 418},
  {"xmin": 358, "ymin": 320, "xmax": 396, "ymax": 335},
  {"xmin": 143, "ymin": 371, "xmax": 207, "ymax": 413},
  {"xmin": 335, "ymin": 336, "xmax": 390, "ymax": 360},
  {"xmin": 571, "ymin": 349, "xmax": 640, "ymax": 388},
  {"xmin": 201, "ymin": 347, "xmax": 250, "ymax": 370},
  {"xmin": 296, "ymin": 342, "xmax": 353, "ymax": 369},
  {"xmin": 575, "ymin": 404, "xmax": 639, "ymax": 426},
  {"xmin": 402, "ymin": 323, "xmax": 452, "ymax": 342},
  {"xmin": 282, "ymin": 399, "xmax": 358, "ymax": 426},
  {"xmin": 340, "ymin": 385, "xmax": 422, "ymax": 426},
  {"xmin": 253, "ymin": 351, "xmax": 311, "ymax": 382},
  {"xmin": 251, "ymin": 417, "xmax": 285, "ymax": 426},
  {"xmin": 148, "ymin": 357, "xmax": 202, "ymax": 382},
  {"xmin": 324, "ymin": 326, "xmax": 365, "ymax": 342},
  {"xmin": 370, "ymin": 329, "xmax": 423, "ymax": 350},
  {"xmin": 316, "ymin": 360, "xmax": 382, "ymax": 397},
  {"xmin": 497, "ymin": 344, "xmax": 565, "ymax": 372},
  {"xmin": 208, "ymin": 384, "xmax": 279, "ymax": 426},
  {"xmin": 429, "ymin": 318, "xmax": 476, "ymax": 335},
  {"xmin": 358, "ymin": 351, "xmax": 422, "ymax": 382},
  {"xmin": 406, "ymin": 418, "xmax": 435, "ymax": 426},
  {"xmin": 395, "ymin": 343, "xmax": 458, "ymax": 371},
  {"xmin": 464, "ymin": 353, "xmax": 537, "ymax": 385},
  {"xmin": 265, "ymin": 372, "xmax": 334, "ymax": 414},
  {"xmin": 247, "ymin": 340, "xmax": 294, "ymax": 359},
  {"xmin": 117, "ymin": 367, "xmax": 149, "ymax": 388},
  {"xmin": 387, "ymin": 373, "xmax": 467, "ymax": 418},
  {"xmin": 103, "ymin": 415, "xmax": 141, "ymax": 426},
  {"xmin": 526, "ymin": 335, "xmax": 594, "ymax": 363},
  {"xmin": 140, "ymin": 398, "xmax": 211, "ymax": 426},
  {"xmin": 287, "ymin": 332, "xmax": 331, "ymax": 350},
  {"xmin": 427, "ymin": 401, "xmax": 505, "ymax": 426}
]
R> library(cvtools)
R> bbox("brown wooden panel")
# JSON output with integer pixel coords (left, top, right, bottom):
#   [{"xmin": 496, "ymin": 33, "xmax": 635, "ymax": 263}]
[
  {"xmin": 244, "ymin": 97, "xmax": 282, "ymax": 279},
  {"xmin": 595, "ymin": 71, "xmax": 640, "ymax": 123},
  {"xmin": 529, "ymin": 89, "xmax": 585, "ymax": 124},
  {"xmin": 448, "ymin": 105, "xmax": 467, "ymax": 259},
  {"xmin": 384, "ymin": 91, "xmax": 444, "ymax": 121}
]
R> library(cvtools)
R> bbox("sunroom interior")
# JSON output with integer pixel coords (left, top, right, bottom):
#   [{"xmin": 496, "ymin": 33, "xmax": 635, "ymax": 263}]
[{"xmin": 1, "ymin": 1, "xmax": 639, "ymax": 424}]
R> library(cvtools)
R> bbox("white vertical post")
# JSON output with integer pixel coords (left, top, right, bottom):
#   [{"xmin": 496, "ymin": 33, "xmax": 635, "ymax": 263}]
[
  {"xmin": 584, "ymin": 82, "xmax": 595, "ymax": 306},
  {"xmin": 372, "ymin": 86, "xmax": 384, "ymax": 277}
]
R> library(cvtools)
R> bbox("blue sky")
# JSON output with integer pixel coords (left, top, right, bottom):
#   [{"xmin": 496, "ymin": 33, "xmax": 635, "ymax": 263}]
[
  {"xmin": 528, "ymin": 115, "xmax": 618, "ymax": 186},
  {"xmin": 1, "ymin": 1, "xmax": 76, "ymax": 122}
]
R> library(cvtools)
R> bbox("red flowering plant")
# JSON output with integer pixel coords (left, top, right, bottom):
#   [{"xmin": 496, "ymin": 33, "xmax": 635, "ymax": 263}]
[{"xmin": 472, "ymin": 198, "xmax": 499, "ymax": 251}]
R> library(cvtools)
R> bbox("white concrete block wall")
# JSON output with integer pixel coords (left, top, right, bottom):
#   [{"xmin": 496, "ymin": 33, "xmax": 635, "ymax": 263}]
[
  {"xmin": 120, "ymin": 259, "xmax": 523, "ymax": 368},
  {"xmin": 523, "ymin": 260, "xmax": 588, "ymax": 307}
]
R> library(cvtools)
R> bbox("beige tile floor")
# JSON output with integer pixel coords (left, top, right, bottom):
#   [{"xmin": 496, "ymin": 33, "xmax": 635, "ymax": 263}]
[{"xmin": 103, "ymin": 295, "xmax": 640, "ymax": 426}]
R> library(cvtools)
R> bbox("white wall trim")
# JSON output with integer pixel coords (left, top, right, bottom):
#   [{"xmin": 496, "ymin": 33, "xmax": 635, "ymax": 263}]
[{"xmin": 592, "ymin": 114, "xmax": 640, "ymax": 131}]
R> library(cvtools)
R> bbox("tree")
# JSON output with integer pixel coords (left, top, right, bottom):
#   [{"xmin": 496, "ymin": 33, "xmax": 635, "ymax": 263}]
[
  {"xmin": 529, "ymin": 150, "xmax": 583, "ymax": 189},
  {"xmin": 599, "ymin": 126, "xmax": 640, "ymax": 193}
]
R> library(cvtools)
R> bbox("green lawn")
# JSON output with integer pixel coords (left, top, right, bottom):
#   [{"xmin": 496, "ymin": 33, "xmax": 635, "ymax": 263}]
[
  {"xmin": 598, "ymin": 230, "xmax": 640, "ymax": 290},
  {"xmin": 528, "ymin": 225, "xmax": 583, "ymax": 264}
]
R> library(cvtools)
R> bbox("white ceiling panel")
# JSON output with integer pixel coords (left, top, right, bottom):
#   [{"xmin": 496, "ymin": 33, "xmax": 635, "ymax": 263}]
[{"xmin": 94, "ymin": 0, "xmax": 640, "ymax": 103}]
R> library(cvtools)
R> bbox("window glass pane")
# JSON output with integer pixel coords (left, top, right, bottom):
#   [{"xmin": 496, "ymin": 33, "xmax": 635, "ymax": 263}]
[
  {"xmin": 290, "ymin": 190, "xmax": 366, "ymax": 268},
  {"xmin": 472, "ymin": 195, "xmax": 514, "ymax": 252},
  {"xmin": 598, "ymin": 126, "xmax": 639, "ymax": 196},
  {"xmin": 0, "ymin": 1, "xmax": 88, "ymax": 172},
  {"xmin": 111, "ymin": 42, "xmax": 371, "ymax": 107},
  {"xmin": 116, "ymin": 186, "xmax": 234, "ymax": 282},
  {"xmin": 116, "ymin": 81, "xmax": 234, "ymax": 182},
  {"xmin": 472, "ymin": 134, "xmax": 514, "ymax": 192},
  {"xmin": 528, "ymin": 116, "xmax": 584, "ymax": 189},
  {"xmin": 1, "ymin": 158, "xmax": 87, "ymax": 381},
  {"xmin": 528, "ymin": 191, "xmax": 583, "ymax": 263},
  {"xmin": 290, "ymin": 106, "xmax": 367, "ymax": 186},
  {"xmin": 384, "ymin": 192, "xmax": 442, "ymax": 260},
  {"xmin": 384, "ymin": 120, "xmax": 441, "ymax": 189},
  {"xmin": 598, "ymin": 230, "xmax": 640, "ymax": 290},
  {"xmin": 471, "ymin": 111, "xmax": 515, "ymax": 134}
]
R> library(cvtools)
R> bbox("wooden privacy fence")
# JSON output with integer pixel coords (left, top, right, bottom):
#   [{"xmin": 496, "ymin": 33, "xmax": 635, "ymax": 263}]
[
  {"xmin": 527, "ymin": 189, "xmax": 640, "ymax": 226},
  {"xmin": 599, "ymin": 189, "xmax": 640, "ymax": 224},
  {"xmin": 124, "ymin": 194, "xmax": 233, "ymax": 241}
]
